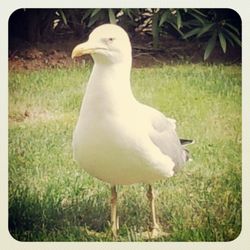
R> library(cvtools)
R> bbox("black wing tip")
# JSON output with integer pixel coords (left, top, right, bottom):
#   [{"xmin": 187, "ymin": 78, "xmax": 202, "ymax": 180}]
[{"xmin": 180, "ymin": 139, "xmax": 195, "ymax": 146}]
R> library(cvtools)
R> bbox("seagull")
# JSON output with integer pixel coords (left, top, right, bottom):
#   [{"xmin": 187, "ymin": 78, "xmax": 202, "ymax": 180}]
[{"xmin": 71, "ymin": 24, "xmax": 193, "ymax": 238}]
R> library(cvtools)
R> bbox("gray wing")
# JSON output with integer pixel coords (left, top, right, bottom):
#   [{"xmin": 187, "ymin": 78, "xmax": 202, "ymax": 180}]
[{"xmin": 145, "ymin": 106, "xmax": 188, "ymax": 171}]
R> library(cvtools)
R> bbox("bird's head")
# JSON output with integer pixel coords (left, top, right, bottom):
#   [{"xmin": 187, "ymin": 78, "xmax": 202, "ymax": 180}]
[{"xmin": 72, "ymin": 24, "xmax": 132, "ymax": 65}]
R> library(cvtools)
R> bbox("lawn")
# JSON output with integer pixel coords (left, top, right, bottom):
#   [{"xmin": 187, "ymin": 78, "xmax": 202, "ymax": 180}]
[{"xmin": 8, "ymin": 63, "xmax": 241, "ymax": 241}]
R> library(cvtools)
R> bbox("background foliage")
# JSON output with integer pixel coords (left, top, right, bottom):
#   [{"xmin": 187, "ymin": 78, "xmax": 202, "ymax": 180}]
[{"xmin": 9, "ymin": 8, "xmax": 241, "ymax": 60}]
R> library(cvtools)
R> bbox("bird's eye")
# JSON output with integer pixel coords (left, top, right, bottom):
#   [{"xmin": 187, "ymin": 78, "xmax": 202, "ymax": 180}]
[{"xmin": 108, "ymin": 37, "xmax": 115, "ymax": 42}]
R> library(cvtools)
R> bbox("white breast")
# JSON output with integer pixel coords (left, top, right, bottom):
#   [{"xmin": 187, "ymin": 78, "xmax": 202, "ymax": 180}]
[{"xmin": 72, "ymin": 102, "xmax": 174, "ymax": 185}]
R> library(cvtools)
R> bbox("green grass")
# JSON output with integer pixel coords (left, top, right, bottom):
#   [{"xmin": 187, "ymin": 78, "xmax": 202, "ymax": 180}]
[{"xmin": 9, "ymin": 63, "xmax": 241, "ymax": 241}]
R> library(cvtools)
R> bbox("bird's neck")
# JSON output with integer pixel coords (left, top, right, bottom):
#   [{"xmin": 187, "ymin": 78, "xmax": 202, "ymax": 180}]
[
  {"xmin": 92, "ymin": 60, "xmax": 132, "ymax": 84},
  {"xmin": 82, "ymin": 61, "xmax": 135, "ymax": 114}
]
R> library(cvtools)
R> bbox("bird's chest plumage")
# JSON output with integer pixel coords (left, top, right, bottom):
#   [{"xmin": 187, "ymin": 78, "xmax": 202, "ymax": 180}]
[{"xmin": 72, "ymin": 105, "xmax": 163, "ymax": 185}]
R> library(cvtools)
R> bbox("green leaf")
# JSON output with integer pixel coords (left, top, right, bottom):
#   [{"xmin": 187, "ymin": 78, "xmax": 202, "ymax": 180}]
[
  {"xmin": 183, "ymin": 19, "xmax": 202, "ymax": 28},
  {"xmin": 125, "ymin": 9, "xmax": 134, "ymax": 20},
  {"xmin": 224, "ymin": 29, "xmax": 242, "ymax": 47},
  {"xmin": 90, "ymin": 8, "xmax": 101, "ymax": 17},
  {"xmin": 191, "ymin": 8, "xmax": 207, "ymax": 17},
  {"xmin": 88, "ymin": 12, "xmax": 102, "ymax": 27},
  {"xmin": 189, "ymin": 12, "xmax": 206, "ymax": 25},
  {"xmin": 183, "ymin": 27, "xmax": 201, "ymax": 39},
  {"xmin": 204, "ymin": 30, "xmax": 217, "ymax": 60},
  {"xmin": 108, "ymin": 9, "xmax": 116, "ymax": 24},
  {"xmin": 80, "ymin": 9, "xmax": 93, "ymax": 23},
  {"xmin": 170, "ymin": 23, "xmax": 184, "ymax": 36},
  {"xmin": 159, "ymin": 11, "xmax": 170, "ymax": 27},
  {"xmin": 176, "ymin": 11, "xmax": 182, "ymax": 30},
  {"xmin": 223, "ymin": 32, "xmax": 235, "ymax": 47},
  {"xmin": 224, "ymin": 23, "xmax": 240, "ymax": 35},
  {"xmin": 58, "ymin": 10, "xmax": 67, "ymax": 25},
  {"xmin": 218, "ymin": 31, "xmax": 227, "ymax": 53},
  {"xmin": 197, "ymin": 23, "xmax": 215, "ymax": 37}
]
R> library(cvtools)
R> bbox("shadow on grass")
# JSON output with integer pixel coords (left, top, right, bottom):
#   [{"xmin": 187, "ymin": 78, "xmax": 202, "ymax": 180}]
[{"xmin": 9, "ymin": 186, "xmax": 110, "ymax": 241}]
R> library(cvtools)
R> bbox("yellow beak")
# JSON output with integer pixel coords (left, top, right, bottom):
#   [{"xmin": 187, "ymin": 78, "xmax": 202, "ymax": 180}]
[{"xmin": 71, "ymin": 41, "xmax": 95, "ymax": 59}]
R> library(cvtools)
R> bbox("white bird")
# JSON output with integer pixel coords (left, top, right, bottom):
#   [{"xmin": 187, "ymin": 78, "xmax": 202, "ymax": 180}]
[{"xmin": 71, "ymin": 24, "xmax": 193, "ymax": 238}]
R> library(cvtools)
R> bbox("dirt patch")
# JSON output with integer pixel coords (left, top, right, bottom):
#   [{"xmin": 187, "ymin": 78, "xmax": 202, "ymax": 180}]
[
  {"xmin": 9, "ymin": 39, "xmax": 79, "ymax": 71},
  {"xmin": 9, "ymin": 109, "xmax": 61, "ymax": 123},
  {"xmin": 9, "ymin": 35, "xmax": 241, "ymax": 71}
]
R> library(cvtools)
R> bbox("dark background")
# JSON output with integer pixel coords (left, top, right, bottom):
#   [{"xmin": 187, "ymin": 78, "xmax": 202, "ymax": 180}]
[{"xmin": 8, "ymin": 8, "xmax": 241, "ymax": 70}]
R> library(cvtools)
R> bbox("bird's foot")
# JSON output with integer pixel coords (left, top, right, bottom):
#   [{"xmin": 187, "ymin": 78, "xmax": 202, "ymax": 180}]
[
  {"xmin": 141, "ymin": 225, "xmax": 170, "ymax": 240},
  {"xmin": 150, "ymin": 226, "xmax": 169, "ymax": 239},
  {"xmin": 111, "ymin": 230, "xmax": 118, "ymax": 240}
]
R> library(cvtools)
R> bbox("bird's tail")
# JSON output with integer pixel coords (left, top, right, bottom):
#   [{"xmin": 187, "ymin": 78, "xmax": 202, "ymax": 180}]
[
  {"xmin": 180, "ymin": 138, "xmax": 194, "ymax": 162},
  {"xmin": 180, "ymin": 139, "xmax": 194, "ymax": 146}
]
